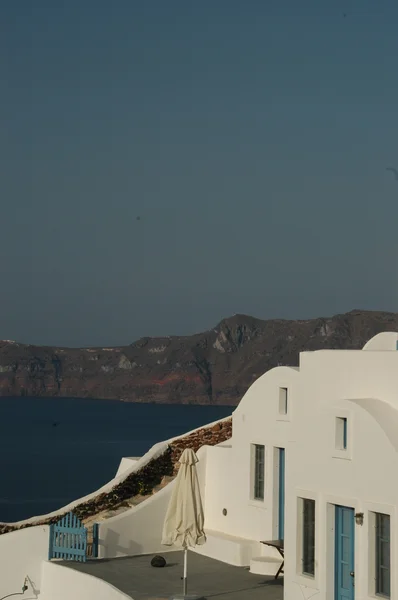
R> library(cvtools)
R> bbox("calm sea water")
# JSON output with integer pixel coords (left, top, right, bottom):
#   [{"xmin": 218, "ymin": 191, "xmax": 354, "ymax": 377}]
[{"xmin": 0, "ymin": 397, "xmax": 233, "ymax": 523}]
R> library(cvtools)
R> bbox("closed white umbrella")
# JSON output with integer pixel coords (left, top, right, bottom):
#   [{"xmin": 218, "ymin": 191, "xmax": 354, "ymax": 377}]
[{"xmin": 162, "ymin": 448, "xmax": 206, "ymax": 600}]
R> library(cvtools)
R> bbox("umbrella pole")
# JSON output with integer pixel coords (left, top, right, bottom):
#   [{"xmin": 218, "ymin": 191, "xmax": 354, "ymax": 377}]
[{"xmin": 183, "ymin": 547, "xmax": 188, "ymax": 595}]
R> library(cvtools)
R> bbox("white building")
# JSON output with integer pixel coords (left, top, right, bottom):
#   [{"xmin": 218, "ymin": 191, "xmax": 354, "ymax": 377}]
[
  {"xmin": 195, "ymin": 331, "xmax": 397, "ymax": 600},
  {"xmin": 1, "ymin": 331, "xmax": 396, "ymax": 600}
]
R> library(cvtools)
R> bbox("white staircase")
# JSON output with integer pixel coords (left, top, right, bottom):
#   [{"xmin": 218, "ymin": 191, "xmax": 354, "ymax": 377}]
[{"xmin": 191, "ymin": 529, "xmax": 262, "ymax": 567}]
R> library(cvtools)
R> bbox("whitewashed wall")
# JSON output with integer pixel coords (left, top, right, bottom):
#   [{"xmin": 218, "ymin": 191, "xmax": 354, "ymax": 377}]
[
  {"xmin": 284, "ymin": 346, "xmax": 398, "ymax": 600},
  {"xmin": 201, "ymin": 337, "xmax": 398, "ymax": 600},
  {"xmin": 203, "ymin": 367, "xmax": 298, "ymax": 544},
  {"xmin": 202, "ymin": 444, "xmax": 233, "ymax": 531},
  {"xmin": 99, "ymin": 445, "xmax": 208, "ymax": 558},
  {"xmin": 0, "ymin": 525, "xmax": 49, "ymax": 599},
  {"xmin": 115, "ymin": 457, "xmax": 140, "ymax": 478},
  {"xmin": 39, "ymin": 561, "xmax": 132, "ymax": 600}
]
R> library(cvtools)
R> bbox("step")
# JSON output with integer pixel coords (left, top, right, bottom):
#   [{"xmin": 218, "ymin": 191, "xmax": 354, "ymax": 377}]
[
  {"xmin": 250, "ymin": 556, "xmax": 283, "ymax": 577},
  {"xmin": 191, "ymin": 529, "xmax": 262, "ymax": 567}
]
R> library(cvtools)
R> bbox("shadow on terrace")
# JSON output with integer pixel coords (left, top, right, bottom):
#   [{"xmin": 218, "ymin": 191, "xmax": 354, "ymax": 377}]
[{"xmin": 63, "ymin": 550, "xmax": 284, "ymax": 600}]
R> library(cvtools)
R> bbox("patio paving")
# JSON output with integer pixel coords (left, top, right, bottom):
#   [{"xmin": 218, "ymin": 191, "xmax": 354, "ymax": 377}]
[{"xmin": 63, "ymin": 550, "xmax": 284, "ymax": 600}]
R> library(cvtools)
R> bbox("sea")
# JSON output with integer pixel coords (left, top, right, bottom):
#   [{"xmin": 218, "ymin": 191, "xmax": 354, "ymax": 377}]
[{"xmin": 0, "ymin": 397, "xmax": 234, "ymax": 523}]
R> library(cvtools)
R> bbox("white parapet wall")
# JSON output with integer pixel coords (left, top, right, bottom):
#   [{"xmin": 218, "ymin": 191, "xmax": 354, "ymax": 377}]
[
  {"xmin": 98, "ymin": 445, "xmax": 208, "ymax": 559},
  {"xmin": 0, "ymin": 441, "xmax": 169, "ymax": 529},
  {"xmin": 0, "ymin": 416, "xmax": 229, "ymax": 600},
  {"xmin": 39, "ymin": 561, "xmax": 133, "ymax": 600},
  {"xmin": 115, "ymin": 457, "xmax": 141, "ymax": 478},
  {"xmin": 0, "ymin": 415, "xmax": 231, "ymax": 530},
  {"xmin": 0, "ymin": 525, "xmax": 49, "ymax": 599}
]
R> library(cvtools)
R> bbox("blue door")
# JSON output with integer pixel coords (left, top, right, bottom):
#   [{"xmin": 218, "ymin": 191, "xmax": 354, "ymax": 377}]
[
  {"xmin": 335, "ymin": 506, "xmax": 355, "ymax": 600},
  {"xmin": 278, "ymin": 448, "xmax": 285, "ymax": 540}
]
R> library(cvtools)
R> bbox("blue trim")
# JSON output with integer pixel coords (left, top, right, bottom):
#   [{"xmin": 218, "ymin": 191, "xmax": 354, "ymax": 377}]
[
  {"xmin": 92, "ymin": 523, "xmax": 99, "ymax": 558},
  {"xmin": 278, "ymin": 448, "xmax": 285, "ymax": 540},
  {"xmin": 335, "ymin": 506, "xmax": 355, "ymax": 600}
]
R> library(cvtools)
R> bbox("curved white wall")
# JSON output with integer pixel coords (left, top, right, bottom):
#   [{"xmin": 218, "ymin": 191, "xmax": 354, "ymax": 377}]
[
  {"xmin": 203, "ymin": 366, "xmax": 298, "ymax": 541},
  {"xmin": 0, "ymin": 525, "xmax": 49, "ymax": 599},
  {"xmin": 40, "ymin": 561, "xmax": 133, "ymax": 600},
  {"xmin": 98, "ymin": 445, "xmax": 208, "ymax": 559}
]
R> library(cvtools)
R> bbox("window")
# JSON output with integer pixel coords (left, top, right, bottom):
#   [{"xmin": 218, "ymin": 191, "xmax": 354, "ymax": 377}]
[
  {"xmin": 252, "ymin": 444, "xmax": 265, "ymax": 501},
  {"xmin": 279, "ymin": 387, "xmax": 288, "ymax": 414},
  {"xmin": 335, "ymin": 417, "xmax": 348, "ymax": 450},
  {"xmin": 375, "ymin": 513, "xmax": 390, "ymax": 597},
  {"xmin": 301, "ymin": 498, "xmax": 315, "ymax": 576}
]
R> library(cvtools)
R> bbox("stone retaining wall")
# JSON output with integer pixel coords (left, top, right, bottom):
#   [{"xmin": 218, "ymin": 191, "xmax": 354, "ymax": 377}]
[
  {"xmin": 0, "ymin": 417, "xmax": 232, "ymax": 535},
  {"xmin": 170, "ymin": 418, "xmax": 232, "ymax": 472}
]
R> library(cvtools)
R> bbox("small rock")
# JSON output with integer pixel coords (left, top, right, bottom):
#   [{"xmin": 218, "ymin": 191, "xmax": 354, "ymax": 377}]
[{"xmin": 151, "ymin": 555, "xmax": 166, "ymax": 568}]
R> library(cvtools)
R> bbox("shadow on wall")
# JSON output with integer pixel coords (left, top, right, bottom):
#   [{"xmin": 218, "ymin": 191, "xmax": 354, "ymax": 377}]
[
  {"xmin": 39, "ymin": 561, "xmax": 132, "ymax": 600},
  {"xmin": 100, "ymin": 527, "xmax": 141, "ymax": 558},
  {"xmin": 98, "ymin": 445, "xmax": 208, "ymax": 559},
  {"xmin": 25, "ymin": 575, "xmax": 40, "ymax": 600},
  {"xmin": 99, "ymin": 474, "xmax": 175, "ymax": 558},
  {"xmin": 0, "ymin": 526, "xmax": 49, "ymax": 600}
]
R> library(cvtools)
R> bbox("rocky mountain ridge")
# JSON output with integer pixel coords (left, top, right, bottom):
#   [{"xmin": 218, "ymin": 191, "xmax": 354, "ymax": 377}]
[{"xmin": 0, "ymin": 309, "xmax": 397, "ymax": 405}]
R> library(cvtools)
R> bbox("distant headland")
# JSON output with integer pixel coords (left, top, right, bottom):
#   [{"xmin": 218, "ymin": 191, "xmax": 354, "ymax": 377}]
[{"xmin": 0, "ymin": 309, "xmax": 397, "ymax": 405}]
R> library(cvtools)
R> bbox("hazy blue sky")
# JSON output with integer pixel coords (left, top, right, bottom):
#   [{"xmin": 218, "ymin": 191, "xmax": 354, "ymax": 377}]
[{"xmin": 1, "ymin": 1, "xmax": 398, "ymax": 347}]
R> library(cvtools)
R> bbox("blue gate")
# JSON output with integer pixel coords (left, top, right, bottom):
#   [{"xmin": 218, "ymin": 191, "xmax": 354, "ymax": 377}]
[{"xmin": 49, "ymin": 511, "xmax": 98, "ymax": 562}]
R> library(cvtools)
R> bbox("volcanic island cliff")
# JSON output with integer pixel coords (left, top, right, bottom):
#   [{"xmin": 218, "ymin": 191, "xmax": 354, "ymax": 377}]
[{"xmin": 0, "ymin": 309, "xmax": 397, "ymax": 405}]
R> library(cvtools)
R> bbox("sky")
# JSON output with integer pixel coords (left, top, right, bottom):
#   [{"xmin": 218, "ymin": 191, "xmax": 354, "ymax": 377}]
[{"xmin": 1, "ymin": 1, "xmax": 398, "ymax": 347}]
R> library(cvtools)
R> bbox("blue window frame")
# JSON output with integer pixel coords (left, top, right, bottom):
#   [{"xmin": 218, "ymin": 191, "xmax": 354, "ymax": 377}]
[
  {"xmin": 376, "ymin": 513, "xmax": 390, "ymax": 597},
  {"xmin": 336, "ymin": 417, "xmax": 348, "ymax": 450},
  {"xmin": 343, "ymin": 418, "xmax": 347, "ymax": 450}
]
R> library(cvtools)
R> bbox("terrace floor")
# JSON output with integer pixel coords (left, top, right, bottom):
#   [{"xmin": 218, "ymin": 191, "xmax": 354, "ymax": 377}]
[{"xmin": 63, "ymin": 550, "xmax": 284, "ymax": 600}]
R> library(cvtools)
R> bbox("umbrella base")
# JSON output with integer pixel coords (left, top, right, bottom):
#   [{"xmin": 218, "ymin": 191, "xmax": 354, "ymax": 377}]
[{"xmin": 169, "ymin": 595, "xmax": 206, "ymax": 600}]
